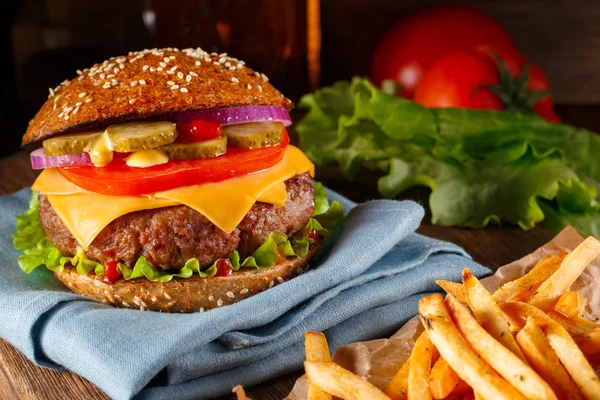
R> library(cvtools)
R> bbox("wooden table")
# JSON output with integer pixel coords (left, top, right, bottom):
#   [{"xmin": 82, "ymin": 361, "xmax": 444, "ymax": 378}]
[{"xmin": 0, "ymin": 146, "xmax": 555, "ymax": 400}]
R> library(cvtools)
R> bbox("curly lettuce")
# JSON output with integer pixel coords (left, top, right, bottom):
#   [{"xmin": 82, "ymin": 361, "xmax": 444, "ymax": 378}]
[
  {"xmin": 13, "ymin": 184, "xmax": 343, "ymax": 282},
  {"xmin": 297, "ymin": 77, "xmax": 600, "ymax": 237}
]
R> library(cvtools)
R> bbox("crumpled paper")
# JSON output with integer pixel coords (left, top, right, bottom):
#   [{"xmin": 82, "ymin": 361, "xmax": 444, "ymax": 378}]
[{"xmin": 286, "ymin": 226, "xmax": 599, "ymax": 398}]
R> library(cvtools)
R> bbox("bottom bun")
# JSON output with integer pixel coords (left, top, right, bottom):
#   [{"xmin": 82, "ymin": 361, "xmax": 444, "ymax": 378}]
[{"xmin": 53, "ymin": 241, "xmax": 321, "ymax": 312}]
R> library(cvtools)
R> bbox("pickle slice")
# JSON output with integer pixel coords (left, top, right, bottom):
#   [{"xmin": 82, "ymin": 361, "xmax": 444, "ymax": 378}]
[
  {"xmin": 106, "ymin": 121, "xmax": 177, "ymax": 152},
  {"xmin": 223, "ymin": 122, "xmax": 283, "ymax": 149},
  {"xmin": 43, "ymin": 131, "xmax": 102, "ymax": 156},
  {"xmin": 162, "ymin": 136, "xmax": 227, "ymax": 160}
]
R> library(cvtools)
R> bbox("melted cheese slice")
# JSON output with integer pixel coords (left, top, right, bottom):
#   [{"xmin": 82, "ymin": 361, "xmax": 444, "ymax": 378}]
[{"xmin": 33, "ymin": 146, "xmax": 314, "ymax": 249}]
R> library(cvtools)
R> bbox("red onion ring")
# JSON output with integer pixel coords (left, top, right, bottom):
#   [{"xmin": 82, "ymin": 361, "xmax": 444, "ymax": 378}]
[
  {"xmin": 30, "ymin": 148, "xmax": 93, "ymax": 170},
  {"xmin": 165, "ymin": 105, "xmax": 292, "ymax": 126}
]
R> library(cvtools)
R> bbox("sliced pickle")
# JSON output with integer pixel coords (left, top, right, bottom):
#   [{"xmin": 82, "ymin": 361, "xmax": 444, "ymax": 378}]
[
  {"xmin": 106, "ymin": 121, "xmax": 177, "ymax": 152},
  {"xmin": 222, "ymin": 121, "xmax": 283, "ymax": 149},
  {"xmin": 43, "ymin": 131, "xmax": 102, "ymax": 156},
  {"xmin": 162, "ymin": 136, "xmax": 227, "ymax": 160}
]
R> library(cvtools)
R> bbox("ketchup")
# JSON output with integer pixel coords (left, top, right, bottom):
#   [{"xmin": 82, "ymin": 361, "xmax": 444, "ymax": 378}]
[
  {"xmin": 102, "ymin": 260, "xmax": 121, "ymax": 284},
  {"xmin": 214, "ymin": 259, "xmax": 234, "ymax": 277},
  {"xmin": 307, "ymin": 229, "xmax": 320, "ymax": 241}
]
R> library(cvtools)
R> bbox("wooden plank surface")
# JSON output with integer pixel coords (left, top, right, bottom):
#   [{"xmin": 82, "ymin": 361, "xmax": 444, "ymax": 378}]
[{"xmin": 0, "ymin": 148, "xmax": 554, "ymax": 400}]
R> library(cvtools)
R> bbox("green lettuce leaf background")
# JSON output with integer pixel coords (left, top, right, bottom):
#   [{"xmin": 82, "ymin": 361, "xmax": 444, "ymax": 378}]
[
  {"xmin": 13, "ymin": 185, "xmax": 343, "ymax": 282},
  {"xmin": 297, "ymin": 77, "xmax": 600, "ymax": 237}
]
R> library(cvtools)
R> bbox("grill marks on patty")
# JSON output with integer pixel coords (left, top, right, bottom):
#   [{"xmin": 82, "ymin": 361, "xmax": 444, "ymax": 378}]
[{"xmin": 38, "ymin": 173, "xmax": 315, "ymax": 270}]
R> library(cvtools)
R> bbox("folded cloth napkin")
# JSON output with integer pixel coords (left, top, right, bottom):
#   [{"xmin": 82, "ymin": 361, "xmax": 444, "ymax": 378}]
[{"xmin": 0, "ymin": 187, "xmax": 490, "ymax": 400}]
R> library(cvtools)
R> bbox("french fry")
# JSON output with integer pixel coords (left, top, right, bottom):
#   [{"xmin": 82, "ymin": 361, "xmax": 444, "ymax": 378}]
[
  {"xmin": 407, "ymin": 332, "xmax": 434, "ymax": 400},
  {"xmin": 418, "ymin": 294, "xmax": 526, "ymax": 400},
  {"xmin": 428, "ymin": 357, "xmax": 460, "ymax": 399},
  {"xmin": 554, "ymin": 291, "xmax": 587, "ymax": 318},
  {"xmin": 462, "ymin": 395, "xmax": 475, "ymax": 400},
  {"xmin": 474, "ymin": 394, "xmax": 485, "ymax": 400},
  {"xmin": 303, "ymin": 361, "xmax": 390, "ymax": 400},
  {"xmin": 445, "ymin": 295, "xmax": 556, "ymax": 400},
  {"xmin": 546, "ymin": 310, "xmax": 600, "ymax": 364},
  {"xmin": 462, "ymin": 269, "xmax": 526, "ymax": 361},
  {"xmin": 305, "ymin": 332, "xmax": 332, "ymax": 400},
  {"xmin": 529, "ymin": 237, "xmax": 600, "ymax": 311},
  {"xmin": 232, "ymin": 385, "xmax": 252, "ymax": 400},
  {"xmin": 501, "ymin": 302, "xmax": 600, "ymax": 400},
  {"xmin": 516, "ymin": 317, "xmax": 584, "ymax": 400},
  {"xmin": 384, "ymin": 361, "xmax": 409, "ymax": 400},
  {"xmin": 492, "ymin": 252, "xmax": 566, "ymax": 303},
  {"xmin": 436, "ymin": 280, "xmax": 466, "ymax": 303},
  {"xmin": 450, "ymin": 379, "xmax": 473, "ymax": 396}
]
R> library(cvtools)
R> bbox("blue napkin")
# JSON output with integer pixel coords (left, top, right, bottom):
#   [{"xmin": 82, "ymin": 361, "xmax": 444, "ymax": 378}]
[{"xmin": 0, "ymin": 187, "xmax": 490, "ymax": 400}]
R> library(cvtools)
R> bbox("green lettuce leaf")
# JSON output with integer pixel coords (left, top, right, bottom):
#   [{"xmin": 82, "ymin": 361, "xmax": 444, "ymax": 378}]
[
  {"xmin": 297, "ymin": 77, "xmax": 600, "ymax": 236},
  {"xmin": 13, "ymin": 183, "xmax": 344, "ymax": 282}
]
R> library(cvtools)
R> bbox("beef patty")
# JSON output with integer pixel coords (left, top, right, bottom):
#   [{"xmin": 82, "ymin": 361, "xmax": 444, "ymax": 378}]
[{"xmin": 39, "ymin": 173, "xmax": 315, "ymax": 270}]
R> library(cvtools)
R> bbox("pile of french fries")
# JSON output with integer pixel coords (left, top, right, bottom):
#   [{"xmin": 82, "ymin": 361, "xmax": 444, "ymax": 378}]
[{"xmin": 298, "ymin": 236, "xmax": 600, "ymax": 400}]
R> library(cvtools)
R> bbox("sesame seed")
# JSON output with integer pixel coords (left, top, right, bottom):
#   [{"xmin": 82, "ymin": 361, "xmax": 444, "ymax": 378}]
[
  {"xmin": 195, "ymin": 61, "xmax": 201, "ymax": 66},
  {"xmin": 257, "ymin": 85, "xmax": 263, "ymax": 92},
  {"xmin": 208, "ymin": 295, "xmax": 214, "ymax": 301},
  {"xmin": 231, "ymin": 77, "xmax": 239, "ymax": 83},
  {"xmin": 167, "ymin": 71, "xmax": 174, "ymax": 75},
  {"xmin": 237, "ymin": 63, "xmax": 243, "ymax": 69},
  {"xmin": 141, "ymin": 300, "xmax": 148, "ymax": 308},
  {"xmin": 219, "ymin": 52, "xmax": 227, "ymax": 57},
  {"xmin": 133, "ymin": 296, "xmax": 142, "ymax": 306},
  {"xmin": 103, "ymin": 83, "xmax": 111, "ymax": 89},
  {"xmin": 268, "ymin": 281, "xmax": 274, "ymax": 288},
  {"xmin": 151, "ymin": 296, "xmax": 157, "ymax": 302},
  {"xmin": 130, "ymin": 80, "xmax": 138, "ymax": 87},
  {"xmin": 226, "ymin": 291, "xmax": 234, "ymax": 298},
  {"xmin": 150, "ymin": 67, "xmax": 156, "ymax": 72},
  {"xmin": 78, "ymin": 92, "xmax": 87, "ymax": 98},
  {"xmin": 159, "ymin": 62, "xmax": 167, "ymax": 68},
  {"xmin": 167, "ymin": 80, "xmax": 175, "ymax": 85},
  {"xmin": 198, "ymin": 307, "xmax": 204, "ymax": 312},
  {"xmin": 225, "ymin": 62, "xmax": 231, "ymax": 67},
  {"xmin": 229, "ymin": 67, "xmax": 236, "ymax": 71},
  {"xmin": 261, "ymin": 73, "xmax": 269, "ymax": 81},
  {"xmin": 139, "ymin": 79, "xmax": 146, "ymax": 85},
  {"xmin": 64, "ymin": 115, "xmax": 69, "ymax": 120},
  {"xmin": 247, "ymin": 84, "xmax": 252, "ymax": 90},
  {"xmin": 205, "ymin": 57, "xmax": 212, "ymax": 63},
  {"xmin": 85, "ymin": 98, "xmax": 93, "ymax": 103},
  {"xmin": 76, "ymin": 69, "xmax": 83, "ymax": 75},
  {"xmin": 186, "ymin": 74, "xmax": 192, "ymax": 82},
  {"xmin": 169, "ymin": 66, "xmax": 178, "ymax": 72},
  {"xmin": 140, "ymin": 305, "xmax": 146, "ymax": 311},
  {"xmin": 129, "ymin": 98, "xmax": 136, "ymax": 104},
  {"xmin": 213, "ymin": 61, "xmax": 220, "ymax": 66},
  {"xmin": 48, "ymin": 88, "xmax": 55, "ymax": 96},
  {"xmin": 240, "ymin": 288, "xmax": 249, "ymax": 294},
  {"xmin": 219, "ymin": 57, "xmax": 226, "ymax": 64},
  {"xmin": 57, "ymin": 112, "xmax": 63, "ymax": 118},
  {"xmin": 53, "ymin": 103, "xmax": 57, "ymax": 110},
  {"xmin": 171, "ymin": 84, "xmax": 179, "ymax": 90},
  {"xmin": 211, "ymin": 52, "xmax": 218, "ymax": 56},
  {"xmin": 143, "ymin": 65, "xmax": 149, "ymax": 71},
  {"xmin": 254, "ymin": 71, "xmax": 260, "ymax": 77},
  {"xmin": 277, "ymin": 276, "xmax": 284, "ymax": 283},
  {"xmin": 111, "ymin": 79, "xmax": 119, "ymax": 86},
  {"xmin": 189, "ymin": 71, "xmax": 198, "ymax": 77},
  {"xmin": 113, "ymin": 67, "xmax": 120, "ymax": 74},
  {"xmin": 75, "ymin": 101, "xmax": 82, "ymax": 106},
  {"xmin": 217, "ymin": 298, "xmax": 224, "ymax": 307},
  {"xmin": 180, "ymin": 87, "xmax": 188, "ymax": 93},
  {"xmin": 170, "ymin": 55, "xmax": 176, "ymax": 59},
  {"xmin": 100, "ymin": 73, "xmax": 106, "ymax": 79},
  {"xmin": 122, "ymin": 301, "xmax": 130, "ymax": 307},
  {"xmin": 163, "ymin": 57, "xmax": 170, "ymax": 63},
  {"xmin": 157, "ymin": 67, "xmax": 163, "ymax": 72},
  {"xmin": 177, "ymin": 71, "xmax": 184, "ymax": 79},
  {"xmin": 107, "ymin": 74, "xmax": 115, "ymax": 78},
  {"xmin": 164, "ymin": 293, "xmax": 172, "ymax": 300}
]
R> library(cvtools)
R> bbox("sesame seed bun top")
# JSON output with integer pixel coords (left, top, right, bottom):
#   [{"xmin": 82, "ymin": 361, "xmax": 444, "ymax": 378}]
[{"xmin": 22, "ymin": 47, "xmax": 293, "ymax": 146}]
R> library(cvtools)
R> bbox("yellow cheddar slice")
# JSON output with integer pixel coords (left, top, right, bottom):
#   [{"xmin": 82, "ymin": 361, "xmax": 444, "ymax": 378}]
[{"xmin": 33, "ymin": 146, "xmax": 314, "ymax": 249}]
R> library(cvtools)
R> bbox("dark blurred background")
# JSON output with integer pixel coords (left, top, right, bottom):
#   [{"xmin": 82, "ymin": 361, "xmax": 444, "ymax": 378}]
[{"xmin": 3, "ymin": 0, "xmax": 600, "ymax": 157}]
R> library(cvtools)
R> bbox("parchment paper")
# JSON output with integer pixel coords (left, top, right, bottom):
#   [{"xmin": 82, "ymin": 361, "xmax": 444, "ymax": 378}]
[{"xmin": 286, "ymin": 226, "xmax": 600, "ymax": 399}]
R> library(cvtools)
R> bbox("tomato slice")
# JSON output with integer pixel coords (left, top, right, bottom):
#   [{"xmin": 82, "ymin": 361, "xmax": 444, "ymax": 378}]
[
  {"xmin": 59, "ymin": 130, "xmax": 290, "ymax": 196},
  {"xmin": 176, "ymin": 120, "xmax": 223, "ymax": 143}
]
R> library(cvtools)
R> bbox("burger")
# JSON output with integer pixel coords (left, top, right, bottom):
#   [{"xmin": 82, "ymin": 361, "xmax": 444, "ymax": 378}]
[{"xmin": 14, "ymin": 47, "xmax": 342, "ymax": 312}]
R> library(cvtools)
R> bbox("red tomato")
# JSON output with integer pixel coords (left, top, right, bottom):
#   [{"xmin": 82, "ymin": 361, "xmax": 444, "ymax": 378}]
[
  {"xmin": 413, "ymin": 51, "xmax": 503, "ymax": 110},
  {"xmin": 371, "ymin": 5, "xmax": 516, "ymax": 99},
  {"xmin": 176, "ymin": 120, "xmax": 223, "ymax": 143},
  {"xmin": 59, "ymin": 130, "xmax": 290, "ymax": 196},
  {"xmin": 476, "ymin": 45, "xmax": 560, "ymax": 122}
]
